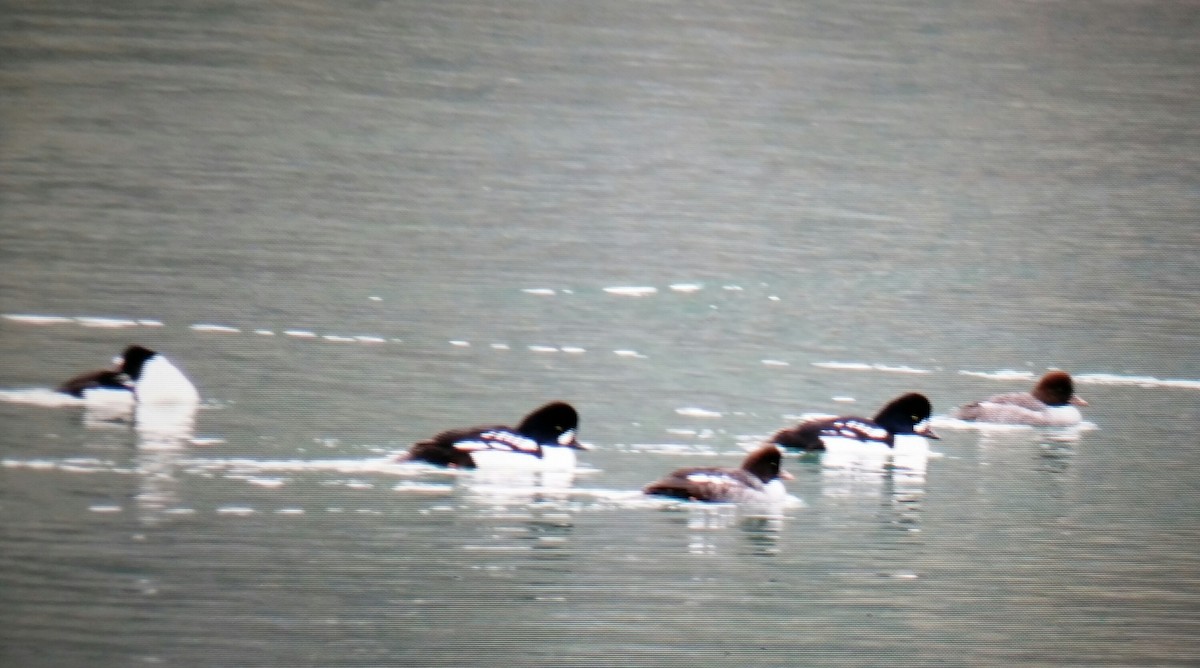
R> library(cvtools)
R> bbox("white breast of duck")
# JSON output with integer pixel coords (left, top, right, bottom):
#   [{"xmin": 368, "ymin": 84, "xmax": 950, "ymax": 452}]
[{"xmin": 135, "ymin": 355, "xmax": 200, "ymax": 407}]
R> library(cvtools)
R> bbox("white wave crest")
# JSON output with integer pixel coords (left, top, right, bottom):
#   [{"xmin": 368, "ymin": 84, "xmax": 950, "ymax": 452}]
[
  {"xmin": 1075, "ymin": 373, "xmax": 1200, "ymax": 390},
  {"xmin": 812, "ymin": 362, "xmax": 932, "ymax": 374},
  {"xmin": 3, "ymin": 314, "xmax": 75, "ymax": 325},
  {"xmin": 604, "ymin": 286, "xmax": 657, "ymax": 297},
  {"xmin": 190, "ymin": 323, "xmax": 241, "ymax": 333},
  {"xmin": 675, "ymin": 407, "xmax": 723, "ymax": 418},
  {"xmin": 957, "ymin": 369, "xmax": 1036, "ymax": 381},
  {"xmin": 0, "ymin": 388, "xmax": 83, "ymax": 407}
]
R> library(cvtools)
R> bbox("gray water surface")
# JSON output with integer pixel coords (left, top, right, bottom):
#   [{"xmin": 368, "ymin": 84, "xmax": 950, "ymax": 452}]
[{"xmin": 3, "ymin": 1, "xmax": 1199, "ymax": 666}]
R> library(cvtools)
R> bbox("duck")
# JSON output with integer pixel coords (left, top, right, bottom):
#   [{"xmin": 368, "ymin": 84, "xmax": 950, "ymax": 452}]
[
  {"xmin": 643, "ymin": 445, "xmax": 793, "ymax": 503},
  {"xmin": 769, "ymin": 392, "xmax": 938, "ymax": 457},
  {"xmin": 400, "ymin": 401, "xmax": 587, "ymax": 469},
  {"xmin": 953, "ymin": 370, "xmax": 1087, "ymax": 426},
  {"xmin": 58, "ymin": 345, "xmax": 199, "ymax": 407}
]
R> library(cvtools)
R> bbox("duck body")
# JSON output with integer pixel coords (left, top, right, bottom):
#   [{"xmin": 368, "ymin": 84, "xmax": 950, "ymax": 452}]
[
  {"xmin": 402, "ymin": 402, "xmax": 585, "ymax": 470},
  {"xmin": 954, "ymin": 371, "xmax": 1086, "ymax": 426},
  {"xmin": 58, "ymin": 345, "xmax": 198, "ymax": 408},
  {"xmin": 130, "ymin": 350, "xmax": 200, "ymax": 407},
  {"xmin": 770, "ymin": 393, "xmax": 938, "ymax": 457},
  {"xmin": 643, "ymin": 445, "xmax": 792, "ymax": 504}
]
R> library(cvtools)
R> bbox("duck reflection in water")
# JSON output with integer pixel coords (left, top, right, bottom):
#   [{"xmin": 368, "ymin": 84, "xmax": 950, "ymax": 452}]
[{"xmin": 133, "ymin": 403, "xmax": 198, "ymax": 525}]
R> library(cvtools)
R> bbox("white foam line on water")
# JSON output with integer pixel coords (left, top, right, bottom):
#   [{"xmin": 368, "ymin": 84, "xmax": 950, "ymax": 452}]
[
  {"xmin": 77, "ymin": 317, "xmax": 140, "ymax": 328},
  {"xmin": 0, "ymin": 388, "xmax": 84, "ymax": 407},
  {"xmin": 183, "ymin": 457, "xmax": 423, "ymax": 476},
  {"xmin": 522, "ymin": 288, "xmax": 557, "ymax": 296},
  {"xmin": 812, "ymin": 361, "xmax": 873, "ymax": 371},
  {"xmin": 958, "ymin": 369, "xmax": 1036, "ymax": 381},
  {"xmin": 812, "ymin": 361, "xmax": 932, "ymax": 374},
  {"xmin": 669, "ymin": 283, "xmax": 703, "ymax": 293},
  {"xmin": 19, "ymin": 312, "xmax": 1185, "ymax": 396},
  {"xmin": 190, "ymin": 437, "xmax": 226, "ymax": 446},
  {"xmin": 190, "ymin": 323, "xmax": 241, "ymax": 333},
  {"xmin": 783, "ymin": 412, "xmax": 836, "ymax": 422},
  {"xmin": 241, "ymin": 477, "xmax": 287, "ymax": 488},
  {"xmin": 3, "ymin": 457, "xmax": 134, "ymax": 474},
  {"xmin": 1075, "ymin": 373, "xmax": 1200, "ymax": 390},
  {"xmin": 3, "ymin": 314, "xmax": 76, "ymax": 325},
  {"xmin": 874, "ymin": 364, "xmax": 933, "ymax": 374},
  {"xmin": 393, "ymin": 481, "xmax": 455, "ymax": 494},
  {"xmin": 604, "ymin": 286, "xmax": 657, "ymax": 297},
  {"xmin": 7, "ymin": 311, "xmax": 605, "ymax": 357},
  {"xmin": 675, "ymin": 407, "xmax": 723, "ymax": 418}
]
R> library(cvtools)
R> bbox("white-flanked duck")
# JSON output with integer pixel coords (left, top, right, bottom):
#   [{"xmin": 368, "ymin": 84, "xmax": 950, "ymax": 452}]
[
  {"xmin": 769, "ymin": 393, "xmax": 939, "ymax": 460},
  {"xmin": 400, "ymin": 401, "xmax": 587, "ymax": 470},
  {"xmin": 59, "ymin": 345, "xmax": 199, "ymax": 408}
]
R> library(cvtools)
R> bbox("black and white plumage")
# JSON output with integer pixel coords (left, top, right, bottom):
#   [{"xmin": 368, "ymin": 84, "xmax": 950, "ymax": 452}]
[
  {"xmin": 643, "ymin": 445, "xmax": 793, "ymax": 503},
  {"xmin": 58, "ymin": 369, "xmax": 132, "ymax": 397},
  {"xmin": 769, "ymin": 393, "xmax": 938, "ymax": 456},
  {"xmin": 953, "ymin": 371, "xmax": 1087, "ymax": 426},
  {"xmin": 58, "ymin": 345, "xmax": 199, "ymax": 407},
  {"xmin": 401, "ymin": 401, "xmax": 586, "ymax": 470}
]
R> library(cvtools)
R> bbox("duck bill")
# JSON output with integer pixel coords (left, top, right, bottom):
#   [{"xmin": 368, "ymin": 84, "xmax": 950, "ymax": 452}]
[
  {"xmin": 915, "ymin": 422, "xmax": 940, "ymax": 440},
  {"xmin": 1070, "ymin": 396, "xmax": 1089, "ymax": 407},
  {"xmin": 557, "ymin": 430, "xmax": 591, "ymax": 450},
  {"xmin": 778, "ymin": 469, "xmax": 795, "ymax": 481}
]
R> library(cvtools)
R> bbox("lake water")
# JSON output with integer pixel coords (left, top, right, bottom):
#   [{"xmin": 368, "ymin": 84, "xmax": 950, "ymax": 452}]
[{"xmin": 2, "ymin": 1, "xmax": 1199, "ymax": 666}]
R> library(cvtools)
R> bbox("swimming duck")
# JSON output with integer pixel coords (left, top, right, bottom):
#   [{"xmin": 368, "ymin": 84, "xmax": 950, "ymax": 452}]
[
  {"xmin": 643, "ymin": 445, "xmax": 793, "ymax": 503},
  {"xmin": 401, "ymin": 401, "xmax": 587, "ymax": 469},
  {"xmin": 769, "ymin": 392, "xmax": 938, "ymax": 457},
  {"xmin": 953, "ymin": 371, "xmax": 1087, "ymax": 426},
  {"xmin": 59, "ymin": 345, "xmax": 199, "ymax": 407}
]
